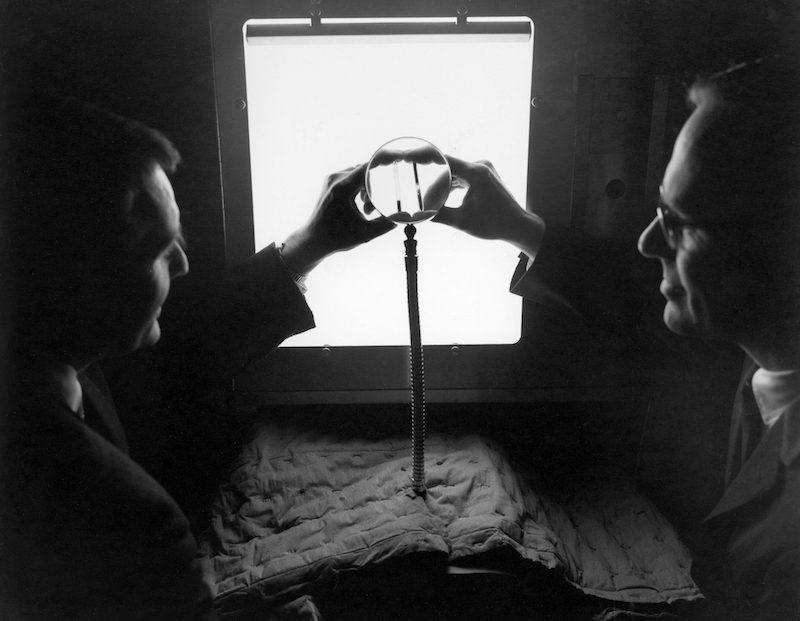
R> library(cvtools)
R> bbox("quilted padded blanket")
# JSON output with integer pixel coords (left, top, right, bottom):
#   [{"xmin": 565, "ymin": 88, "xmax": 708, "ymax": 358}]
[{"xmin": 200, "ymin": 423, "xmax": 699, "ymax": 618}]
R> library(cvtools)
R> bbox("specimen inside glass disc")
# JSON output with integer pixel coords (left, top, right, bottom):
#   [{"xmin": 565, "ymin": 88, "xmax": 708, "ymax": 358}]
[{"xmin": 363, "ymin": 137, "xmax": 451, "ymax": 223}]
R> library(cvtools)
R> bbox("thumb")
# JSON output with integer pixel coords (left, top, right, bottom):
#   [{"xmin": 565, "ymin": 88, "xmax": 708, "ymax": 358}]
[
  {"xmin": 423, "ymin": 171, "xmax": 452, "ymax": 210},
  {"xmin": 364, "ymin": 214, "xmax": 397, "ymax": 239},
  {"xmin": 432, "ymin": 206, "xmax": 462, "ymax": 228}
]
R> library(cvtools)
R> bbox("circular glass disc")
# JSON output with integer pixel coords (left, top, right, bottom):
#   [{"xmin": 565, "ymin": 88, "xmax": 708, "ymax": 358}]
[{"xmin": 364, "ymin": 137, "xmax": 451, "ymax": 223}]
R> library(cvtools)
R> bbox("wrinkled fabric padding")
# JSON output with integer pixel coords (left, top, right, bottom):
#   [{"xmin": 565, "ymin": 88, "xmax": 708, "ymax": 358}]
[{"xmin": 200, "ymin": 424, "xmax": 700, "ymax": 618}]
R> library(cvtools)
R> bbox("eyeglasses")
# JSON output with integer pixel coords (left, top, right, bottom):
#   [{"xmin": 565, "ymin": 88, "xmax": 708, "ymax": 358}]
[{"xmin": 656, "ymin": 205, "xmax": 738, "ymax": 250}]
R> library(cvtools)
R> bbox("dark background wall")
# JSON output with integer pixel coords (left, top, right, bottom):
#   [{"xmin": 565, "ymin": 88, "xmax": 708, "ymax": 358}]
[{"xmin": 2, "ymin": 0, "xmax": 795, "ymax": 543}]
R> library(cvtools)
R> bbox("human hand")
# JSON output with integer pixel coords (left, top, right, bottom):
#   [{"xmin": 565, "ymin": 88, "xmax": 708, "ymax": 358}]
[
  {"xmin": 280, "ymin": 163, "xmax": 396, "ymax": 276},
  {"xmin": 430, "ymin": 155, "xmax": 545, "ymax": 258}
]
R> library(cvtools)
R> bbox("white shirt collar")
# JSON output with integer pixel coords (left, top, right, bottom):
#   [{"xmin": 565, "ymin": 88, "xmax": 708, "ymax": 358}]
[
  {"xmin": 751, "ymin": 367, "xmax": 800, "ymax": 428},
  {"xmin": 47, "ymin": 363, "xmax": 84, "ymax": 420}
]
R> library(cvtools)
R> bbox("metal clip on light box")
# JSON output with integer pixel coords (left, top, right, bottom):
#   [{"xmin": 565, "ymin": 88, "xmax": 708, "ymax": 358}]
[
  {"xmin": 309, "ymin": 0, "xmax": 321, "ymax": 27},
  {"xmin": 364, "ymin": 137, "xmax": 452, "ymax": 496}
]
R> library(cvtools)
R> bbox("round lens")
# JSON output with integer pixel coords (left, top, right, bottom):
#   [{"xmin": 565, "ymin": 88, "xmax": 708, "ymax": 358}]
[{"xmin": 364, "ymin": 137, "xmax": 451, "ymax": 223}]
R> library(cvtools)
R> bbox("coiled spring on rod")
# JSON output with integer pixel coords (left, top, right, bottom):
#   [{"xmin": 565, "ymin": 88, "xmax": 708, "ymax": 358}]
[{"xmin": 404, "ymin": 224, "xmax": 426, "ymax": 495}]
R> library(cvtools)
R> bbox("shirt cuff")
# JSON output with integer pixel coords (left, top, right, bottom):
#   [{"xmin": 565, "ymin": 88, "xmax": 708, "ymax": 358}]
[{"xmin": 277, "ymin": 244, "xmax": 308, "ymax": 294}]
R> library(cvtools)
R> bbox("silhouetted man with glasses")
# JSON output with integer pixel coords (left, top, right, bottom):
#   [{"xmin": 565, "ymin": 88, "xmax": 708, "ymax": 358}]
[{"xmin": 434, "ymin": 55, "xmax": 800, "ymax": 620}]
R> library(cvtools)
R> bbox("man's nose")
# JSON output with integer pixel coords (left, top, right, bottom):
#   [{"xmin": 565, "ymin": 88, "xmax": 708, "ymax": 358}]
[
  {"xmin": 638, "ymin": 216, "xmax": 671, "ymax": 259},
  {"xmin": 170, "ymin": 244, "xmax": 189, "ymax": 278}
]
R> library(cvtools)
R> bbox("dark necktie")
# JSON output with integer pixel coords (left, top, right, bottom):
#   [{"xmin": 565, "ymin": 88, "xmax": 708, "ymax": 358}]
[{"xmin": 724, "ymin": 357, "xmax": 763, "ymax": 488}]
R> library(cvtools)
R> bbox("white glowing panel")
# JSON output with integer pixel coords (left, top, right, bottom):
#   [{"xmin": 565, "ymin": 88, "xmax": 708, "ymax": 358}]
[{"xmin": 243, "ymin": 17, "xmax": 533, "ymax": 346}]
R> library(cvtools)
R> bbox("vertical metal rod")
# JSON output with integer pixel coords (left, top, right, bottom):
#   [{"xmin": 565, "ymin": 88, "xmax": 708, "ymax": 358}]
[
  {"xmin": 394, "ymin": 161, "xmax": 402, "ymax": 213},
  {"xmin": 412, "ymin": 162, "xmax": 424, "ymax": 212},
  {"xmin": 404, "ymin": 224, "xmax": 426, "ymax": 495}
]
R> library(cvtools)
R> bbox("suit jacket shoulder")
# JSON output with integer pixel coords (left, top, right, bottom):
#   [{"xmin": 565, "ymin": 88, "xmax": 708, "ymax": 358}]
[
  {"xmin": 0, "ymin": 392, "xmax": 216, "ymax": 620},
  {"xmin": 698, "ymin": 399, "xmax": 800, "ymax": 619}
]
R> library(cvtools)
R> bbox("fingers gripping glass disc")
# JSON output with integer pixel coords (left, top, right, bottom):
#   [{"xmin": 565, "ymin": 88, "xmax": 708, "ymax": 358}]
[{"xmin": 364, "ymin": 138, "xmax": 451, "ymax": 223}]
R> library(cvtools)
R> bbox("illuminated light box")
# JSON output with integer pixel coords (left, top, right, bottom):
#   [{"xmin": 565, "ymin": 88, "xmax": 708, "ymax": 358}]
[
  {"xmin": 209, "ymin": 10, "xmax": 537, "ymax": 402},
  {"xmin": 243, "ymin": 17, "xmax": 533, "ymax": 347}
]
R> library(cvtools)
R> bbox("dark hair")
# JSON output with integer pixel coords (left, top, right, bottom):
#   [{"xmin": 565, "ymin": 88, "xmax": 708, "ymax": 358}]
[
  {"xmin": 687, "ymin": 55, "xmax": 800, "ymax": 214},
  {"xmin": 5, "ymin": 90, "xmax": 181, "ymax": 254},
  {"xmin": 2, "ymin": 90, "xmax": 181, "ymax": 330}
]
